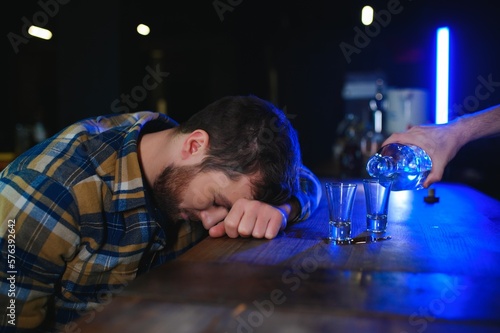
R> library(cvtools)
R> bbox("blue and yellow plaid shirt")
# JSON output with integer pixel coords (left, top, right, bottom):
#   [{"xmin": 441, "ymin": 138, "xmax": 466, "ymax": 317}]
[{"xmin": 0, "ymin": 111, "xmax": 321, "ymax": 332}]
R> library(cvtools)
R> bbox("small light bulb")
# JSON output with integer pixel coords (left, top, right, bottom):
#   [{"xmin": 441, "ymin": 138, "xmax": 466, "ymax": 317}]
[
  {"xmin": 361, "ymin": 6, "xmax": 374, "ymax": 26},
  {"xmin": 28, "ymin": 26, "xmax": 52, "ymax": 40},
  {"xmin": 137, "ymin": 24, "xmax": 150, "ymax": 36}
]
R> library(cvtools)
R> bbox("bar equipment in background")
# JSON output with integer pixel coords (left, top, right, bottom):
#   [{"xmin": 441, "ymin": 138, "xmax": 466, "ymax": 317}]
[
  {"xmin": 336, "ymin": 72, "xmax": 386, "ymax": 178},
  {"xmin": 360, "ymin": 78, "xmax": 387, "ymax": 176},
  {"xmin": 336, "ymin": 71, "xmax": 431, "ymax": 180},
  {"xmin": 341, "ymin": 72, "xmax": 385, "ymax": 124},
  {"xmin": 333, "ymin": 113, "xmax": 363, "ymax": 178},
  {"xmin": 384, "ymin": 88, "xmax": 429, "ymax": 133}
]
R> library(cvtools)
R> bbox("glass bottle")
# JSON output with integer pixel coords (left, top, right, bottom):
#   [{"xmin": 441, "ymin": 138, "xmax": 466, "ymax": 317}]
[
  {"xmin": 366, "ymin": 143, "xmax": 432, "ymax": 191},
  {"xmin": 360, "ymin": 78, "xmax": 386, "ymax": 176}
]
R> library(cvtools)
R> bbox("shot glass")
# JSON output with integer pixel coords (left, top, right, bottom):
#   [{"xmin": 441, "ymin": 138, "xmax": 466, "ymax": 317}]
[
  {"xmin": 363, "ymin": 179, "xmax": 392, "ymax": 233},
  {"xmin": 325, "ymin": 182, "xmax": 358, "ymax": 243}
]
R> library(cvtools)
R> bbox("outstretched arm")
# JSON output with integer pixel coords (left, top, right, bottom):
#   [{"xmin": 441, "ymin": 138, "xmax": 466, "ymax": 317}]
[{"xmin": 382, "ymin": 105, "xmax": 500, "ymax": 187}]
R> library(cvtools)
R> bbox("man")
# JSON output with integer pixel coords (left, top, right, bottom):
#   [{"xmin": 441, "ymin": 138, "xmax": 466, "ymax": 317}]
[{"xmin": 0, "ymin": 95, "xmax": 321, "ymax": 331}]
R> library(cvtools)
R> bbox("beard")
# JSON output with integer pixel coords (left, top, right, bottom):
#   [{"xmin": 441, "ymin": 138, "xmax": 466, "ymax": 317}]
[{"xmin": 152, "ymin": 164, "xmax": 200, "ymax": 222}]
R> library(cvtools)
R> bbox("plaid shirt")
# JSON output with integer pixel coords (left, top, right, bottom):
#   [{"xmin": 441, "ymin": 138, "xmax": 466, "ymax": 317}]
[{"xmin": 0, "ymin": 111, "xmax": 321, "ymax": 332}]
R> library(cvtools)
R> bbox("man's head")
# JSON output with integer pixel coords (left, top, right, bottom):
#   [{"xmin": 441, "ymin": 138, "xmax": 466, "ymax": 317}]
[
  {"xmin": 149, "ymin": 95, "xmax": 302, "ymax": 225},
  {"xmin": 176, "ymin": 95, "xmax": 301, "ymax": 205}
]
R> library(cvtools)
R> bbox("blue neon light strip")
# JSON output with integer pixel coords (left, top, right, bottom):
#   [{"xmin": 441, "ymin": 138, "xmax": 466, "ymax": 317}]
[{"xmin": 435, "ymin": 27, "xmax": 450, "ymax": 124}]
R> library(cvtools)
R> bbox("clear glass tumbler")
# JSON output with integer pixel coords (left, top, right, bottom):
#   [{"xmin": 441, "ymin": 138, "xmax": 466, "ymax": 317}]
[
  {"xmin": 325, "ymin": 182, "xmax": 358, "ymax": 243},
  {"xmin": 363, "ymin": 179, "xmax": 392, "ymax": 233}
]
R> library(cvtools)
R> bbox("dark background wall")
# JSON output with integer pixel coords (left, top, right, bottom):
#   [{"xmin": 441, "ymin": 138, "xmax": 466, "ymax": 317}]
[{"xmin": 4, "ymin": 0, "xmax": 500, "ymax": 198}]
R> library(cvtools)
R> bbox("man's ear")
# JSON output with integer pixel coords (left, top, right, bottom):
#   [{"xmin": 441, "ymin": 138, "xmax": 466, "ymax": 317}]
[{"xmin": 180, "ymin": 129, "xmax": 209, "ymax": 160}]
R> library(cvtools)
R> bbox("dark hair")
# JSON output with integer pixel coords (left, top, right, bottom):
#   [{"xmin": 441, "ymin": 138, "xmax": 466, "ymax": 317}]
[{"xmin": 177, "ymin": 95, "xmax": 301, "ymax": 205}]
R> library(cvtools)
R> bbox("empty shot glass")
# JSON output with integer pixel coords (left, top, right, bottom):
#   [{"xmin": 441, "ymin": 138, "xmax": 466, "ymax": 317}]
[
  {"xmin": 363, "ymin": 179, "xmax": 392, "ymax": 233},
  {"xmin": 325, "ymin": 182, "xmax": 358, "ymax": 243}
]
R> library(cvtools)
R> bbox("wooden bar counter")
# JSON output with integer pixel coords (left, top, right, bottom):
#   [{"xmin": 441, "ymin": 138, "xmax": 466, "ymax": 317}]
[{"xmin": 76, "ymin": 180, "xmax": 500, "ymax": 333}]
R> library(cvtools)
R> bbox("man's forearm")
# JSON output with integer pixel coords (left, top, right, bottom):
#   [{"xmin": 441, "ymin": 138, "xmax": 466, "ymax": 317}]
[{"xmin": 454, "ymin": 105, "xmax": 500, "ymax": 144}]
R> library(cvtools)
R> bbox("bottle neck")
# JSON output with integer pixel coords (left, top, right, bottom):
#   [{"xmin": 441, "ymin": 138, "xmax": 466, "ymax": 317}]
[{"xmin": 367, "ymin": 155, "xmax": 396, "ymax": 177}]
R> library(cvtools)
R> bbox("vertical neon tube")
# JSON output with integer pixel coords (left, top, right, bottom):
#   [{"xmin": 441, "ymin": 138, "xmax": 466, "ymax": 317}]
[{"xmin": 435, "ymin": 27, "xmax": 450, "ymax": 124}]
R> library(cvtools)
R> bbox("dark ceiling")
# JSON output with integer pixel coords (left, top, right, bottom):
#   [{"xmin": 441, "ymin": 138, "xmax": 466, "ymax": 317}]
[{"xmin": 6, "ymin": 0, "xmax": 500, "ymax": 120}]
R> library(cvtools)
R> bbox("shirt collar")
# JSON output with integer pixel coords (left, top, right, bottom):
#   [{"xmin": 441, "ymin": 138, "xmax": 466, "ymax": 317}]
[{"xmin": 110, "ymin": 111, "xmax": 178, "ymax": 212}]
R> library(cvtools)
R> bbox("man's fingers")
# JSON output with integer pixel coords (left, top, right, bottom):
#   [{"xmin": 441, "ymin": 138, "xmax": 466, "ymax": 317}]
[
  {"xmin": 200, "ymin": 206, "xmax": 228, "ymax": 230},
  {"xmin": 423, "ymin": 170, "xmax": 443, "ymax": 188},
  {"xmin": 223, "ymin": 206, "xmax": 245, "ymax": 238},
  {"xmin": 208, "ymin": 222, "xmax": 226, "ymax": 238},
  {"xmin": 207, "ymin": 199, "xmax": 288, "ymax": 239},
  {"xmin": 248, "ymin": 216, "xmax": 271, "ymax": 239},
  {"xmin": 236, "ymin": 211, "xmax": 259, "ymax": 238}
]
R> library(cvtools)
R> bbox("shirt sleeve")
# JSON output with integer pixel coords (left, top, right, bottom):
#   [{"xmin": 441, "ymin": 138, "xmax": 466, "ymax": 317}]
[
  {"xmin": 0, "ymin": 170, "xmax": 79, "ymax": 331},
  {"xmin": 291, "ymin": 165, "xmax": 322, "ymax": 222}
]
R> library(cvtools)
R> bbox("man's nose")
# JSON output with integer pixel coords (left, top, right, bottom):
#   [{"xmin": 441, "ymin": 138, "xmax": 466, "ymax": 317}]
[{"xmin": 199, "ymin": 206, "xmax": 229, "ymax": 230}]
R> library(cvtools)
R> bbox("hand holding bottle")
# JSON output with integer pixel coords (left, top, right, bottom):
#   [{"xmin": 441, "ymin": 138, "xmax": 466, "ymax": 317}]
[
  {"xmin": 366, "ymin": 143, "xmax": 432, "ymax": 191},
  {"xmin": 381, "ymin": 105, "xmax": 500, "ymax": 188},
  {"xmin": 380, "ymin": 124, "xmax": 460, "ymax": 188}
]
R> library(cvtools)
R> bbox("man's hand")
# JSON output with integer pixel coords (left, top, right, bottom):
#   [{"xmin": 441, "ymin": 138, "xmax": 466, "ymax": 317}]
[
  {"xmin": 206, "ymin": 198, "xmax": 289, "ymax": 239},
  {"xmin": 382, "ymin": 123, "xmax": 463, "ymax": 188}
]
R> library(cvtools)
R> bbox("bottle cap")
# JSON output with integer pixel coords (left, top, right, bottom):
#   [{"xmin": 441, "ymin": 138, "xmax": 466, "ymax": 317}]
[{"xmin": 424, "ymin": 188, "xmax": 439, "ymax": 203}]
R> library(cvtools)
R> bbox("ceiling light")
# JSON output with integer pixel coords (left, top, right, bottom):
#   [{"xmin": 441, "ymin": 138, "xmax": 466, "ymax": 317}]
[
  {"xmin": 28, "ymin": 26, "xmax": 52, "ymax": 40},
  {"xmin": 137, "ymin": 24, "xmax": 150, "ymax": 36},
  {"xmin": 361, "ymin": 6, "xmax": 374, "ymax": 26}
]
